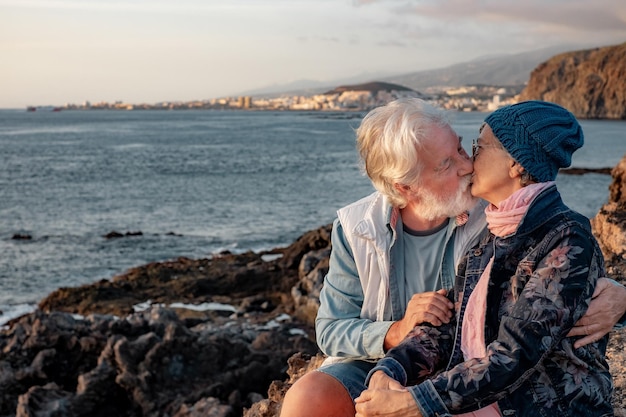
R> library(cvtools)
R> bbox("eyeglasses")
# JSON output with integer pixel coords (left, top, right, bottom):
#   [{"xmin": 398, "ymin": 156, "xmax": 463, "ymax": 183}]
[{"xmin": 472, "ymin": 138, "xmax": 502, "ymax": 160}]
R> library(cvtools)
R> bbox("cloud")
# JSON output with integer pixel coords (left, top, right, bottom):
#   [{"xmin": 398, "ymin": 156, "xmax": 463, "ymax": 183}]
[
  {"xmin": 0, "ymin": 0, "xmax": 263, "ymax": 13},
  {"xmin": 348, "ymin": 0, "xmax": 626, "ymax": 59},
  {"xmin": 377, "ymin": 39, "xmax": 408, "ymax": 47},
  {"xmin": 354, "ymin": 0, "xmax": 626, "ymax": 33},
  {"xmin": 352, "ymin": 0, "xmax": 382, "ymax": 5}
]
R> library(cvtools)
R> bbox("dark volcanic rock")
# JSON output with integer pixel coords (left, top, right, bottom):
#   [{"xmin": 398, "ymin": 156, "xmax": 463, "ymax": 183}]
[
  {"xmin": 592, "ymin": 154, "xmax": 626, "ymax": 280},
  {"xmin": 560, "ymin": 167, "xmax": 612, "ymax": 176},
  {"xmin": 1, "ymin": 305, "xmax": 318, "ymax": 417},
  {"xmin": 519, "ymin": 42, "xmax": 626, "ymax": 119},
  {"xmin": 2, "ymin": 226, "xmax": 332, "ymax": 417},
  {"xmin": 39, "ymin": 224, "xmax": 333, "ymax": 321},
  {"xmin": 103, "ymin": 230, "xmax": 143, "ymax": 239}
]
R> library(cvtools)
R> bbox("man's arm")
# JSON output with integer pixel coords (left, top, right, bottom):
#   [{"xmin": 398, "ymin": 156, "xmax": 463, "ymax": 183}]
[
  {"xmin": 315, "ymin": 219, "xmax": 394, "ymax": 359},
  {"xmin": 567, "ymin": 277, "xmax": 626, "ymax": 348},
  {"xmin": 316, "ymin": 219, "xmax": 455, "ymax": 359}
]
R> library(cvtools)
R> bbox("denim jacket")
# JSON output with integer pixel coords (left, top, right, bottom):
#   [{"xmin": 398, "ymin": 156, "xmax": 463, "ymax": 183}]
[{"xmin": 368, "ymin": 186, "xmax": 614, "ymax": 416}]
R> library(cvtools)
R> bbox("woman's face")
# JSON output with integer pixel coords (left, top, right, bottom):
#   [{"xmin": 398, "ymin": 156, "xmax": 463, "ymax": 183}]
[{"xmin": 470, "ymin": 124, "xmax": 521, "ymax": 207}]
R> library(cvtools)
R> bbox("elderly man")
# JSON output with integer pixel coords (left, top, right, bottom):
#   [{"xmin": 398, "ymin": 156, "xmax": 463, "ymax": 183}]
[{"xmin": 280, "ymin": 98, "xmax": 626, "ymax": 417}]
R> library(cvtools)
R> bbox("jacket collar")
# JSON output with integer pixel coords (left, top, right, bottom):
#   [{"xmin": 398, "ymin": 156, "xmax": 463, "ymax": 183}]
[{"xmin": 514, "ymin": 184, "xmax": 568, "ymax": 236}]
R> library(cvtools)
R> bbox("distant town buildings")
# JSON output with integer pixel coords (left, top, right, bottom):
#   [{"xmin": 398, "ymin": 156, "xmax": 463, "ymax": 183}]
[{"xmin": 53, "ymin": 83, "xmax": 522, "ymax": 113}]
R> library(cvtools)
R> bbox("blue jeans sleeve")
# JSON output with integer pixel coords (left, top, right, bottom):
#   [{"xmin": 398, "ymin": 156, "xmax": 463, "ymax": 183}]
[{"xmin": 408, "ymin": 380, "xmax": 450, "ymax": 417}]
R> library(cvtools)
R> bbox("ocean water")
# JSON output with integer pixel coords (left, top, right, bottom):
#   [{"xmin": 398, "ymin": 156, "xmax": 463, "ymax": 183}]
[{"xmin": 1, "ymin": 109, "xmax": 625, "ymax": 323}]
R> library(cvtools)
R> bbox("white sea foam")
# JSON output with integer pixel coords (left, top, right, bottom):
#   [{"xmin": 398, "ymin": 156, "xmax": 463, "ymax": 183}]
[
  {"xmin": 168, "ymin": 302, "xmax": 237, "ymax": 312},
  {"xmin": 0, "ymin": 304, "xmax": 37, "ymax": 328}
]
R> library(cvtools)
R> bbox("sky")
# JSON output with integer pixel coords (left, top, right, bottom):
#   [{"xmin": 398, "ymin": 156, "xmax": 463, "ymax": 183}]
[{"xmin": 1, "ymin": 0, "xmax": 625, "ymax": 109}]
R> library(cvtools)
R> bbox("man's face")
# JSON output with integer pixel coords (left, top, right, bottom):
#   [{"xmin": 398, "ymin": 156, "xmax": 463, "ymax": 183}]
[{"xmin": 405, "ymin": 124, "xmax": 476, "ymax": 220}]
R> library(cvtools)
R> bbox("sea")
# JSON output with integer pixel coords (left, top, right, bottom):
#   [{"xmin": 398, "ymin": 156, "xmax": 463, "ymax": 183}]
[{"xmin": 1, "ymin": 109, "xmax": 625, "ymax": 325}]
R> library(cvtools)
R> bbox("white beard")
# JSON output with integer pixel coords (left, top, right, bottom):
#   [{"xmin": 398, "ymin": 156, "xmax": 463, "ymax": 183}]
[{"xmin": 417, "ymin": 175, "xmax": 477, "ymax": 221}]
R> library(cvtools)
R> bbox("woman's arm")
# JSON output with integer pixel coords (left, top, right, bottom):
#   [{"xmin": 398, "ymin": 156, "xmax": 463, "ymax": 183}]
[
  {"xmin": 366, "ymin": 323, "xmax": 455, "ymax": 386},
  {"xmin": 411, "ymin": 226, "xmax": 604, "ymax": 412},
  {"xmin": 406, "ymin": 227, "xmax": 601, "ymax": 416}
]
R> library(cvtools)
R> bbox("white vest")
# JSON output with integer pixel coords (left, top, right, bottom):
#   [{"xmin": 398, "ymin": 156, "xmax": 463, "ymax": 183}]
[
  {"xmin": 337, "ymin": 192, "xmax": 398, "ymax": 322},
  {"xmin": 336, "ymin": 192, "xmax": 487, "ymax": 322}
]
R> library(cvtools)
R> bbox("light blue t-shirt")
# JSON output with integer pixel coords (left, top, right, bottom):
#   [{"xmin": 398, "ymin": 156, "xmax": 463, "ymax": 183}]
[{"xmin": 398, "ymin": 219, "xmax": 450, "ymax": 307}]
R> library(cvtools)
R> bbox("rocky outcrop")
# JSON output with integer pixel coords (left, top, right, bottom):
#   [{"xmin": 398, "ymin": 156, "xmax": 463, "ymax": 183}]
[
  {"xmin": 592, "ymin": 154, "xmax": 626, "ymax": 279},
  {"xmin": 1, "ymin": 308, "xmax": 318, "ymax": 417},
  {"xmin": 1, "ymin": 226, "xmax": 331, "ymax": 417},
  {"xmin": 519, "ymin": 42, "xmax": 626, "ymax": 119},
  {"xmin": 2, "ymin": 157, "xmax": 626, "ymax": 416},
  {"xmin": 38, "ymin": 224, "xmax": 332, "ymax": 320},
  {"xmin": 591, "ymin": 154, "xmax": 626, "ymax": 416},
  {"xmin": 560, "ymin": 167, "xmax": 612, "ymax": 176}
]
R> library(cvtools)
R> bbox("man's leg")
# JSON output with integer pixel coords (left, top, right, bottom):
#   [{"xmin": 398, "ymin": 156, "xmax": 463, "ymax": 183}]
[
  {"xmin": 280, "ymin": 371, "xmax": 354, "ymax": 417},
  {"xmin": 280, "ymin": 360, "xmax": 374, "ymax": 417}
]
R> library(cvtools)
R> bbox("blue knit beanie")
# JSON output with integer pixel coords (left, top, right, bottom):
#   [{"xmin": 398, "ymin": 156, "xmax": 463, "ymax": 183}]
[{"xmin": 484, "ymin": 101, "xmax": 584, "ymax": 182}]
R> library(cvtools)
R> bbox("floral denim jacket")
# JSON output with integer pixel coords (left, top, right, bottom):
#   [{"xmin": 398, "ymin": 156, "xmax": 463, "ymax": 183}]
[{"xmin": 368, "ymin": 186, "xmax": 613, "ymax": 417}]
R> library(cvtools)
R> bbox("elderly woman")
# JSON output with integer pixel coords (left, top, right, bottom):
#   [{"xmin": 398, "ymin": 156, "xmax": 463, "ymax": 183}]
[{"xmin": 355, "ymin": 101, "xmax": 614, "ymax": 417}]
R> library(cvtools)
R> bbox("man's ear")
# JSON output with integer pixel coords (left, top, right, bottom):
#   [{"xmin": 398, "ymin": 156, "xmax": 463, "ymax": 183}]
[
  {"xmin": 394, "ymin": 183, "xmax": 413, "ymax": 199},
  {"xmin": 394, "ymin": 183, "xmax": 408, "ymax": 193}
]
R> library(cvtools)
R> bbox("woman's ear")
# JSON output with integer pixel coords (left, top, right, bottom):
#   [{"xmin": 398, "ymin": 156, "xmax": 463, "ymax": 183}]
[{"xmin": 509, "ymin": 159, "xmax": 523, "ymax": 179}]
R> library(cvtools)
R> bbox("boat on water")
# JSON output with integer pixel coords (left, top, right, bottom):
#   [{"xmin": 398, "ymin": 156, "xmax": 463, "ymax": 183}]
[{"xmin": 26, "ymin": 106, "xmax": 62, "ymax": 112}]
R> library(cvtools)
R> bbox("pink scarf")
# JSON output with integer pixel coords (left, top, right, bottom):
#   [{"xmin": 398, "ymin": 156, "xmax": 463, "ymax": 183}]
[{"xmin": 457, "ymin": 182, "xmax": 554, "ymax": 417}]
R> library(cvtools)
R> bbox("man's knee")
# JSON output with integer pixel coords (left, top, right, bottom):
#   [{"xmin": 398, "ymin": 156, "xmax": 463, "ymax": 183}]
[{"xmin": 281, "ymin": 371, "xmax": 354, "ymax": 417}]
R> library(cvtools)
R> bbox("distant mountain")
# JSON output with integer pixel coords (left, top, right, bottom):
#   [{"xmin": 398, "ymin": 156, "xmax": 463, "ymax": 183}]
[
  {"xmin": 238, "ymin": 44, "xmax": 584, "ymax": 98},
  {"xmin": 239, "ymin": 79, "xmax": 332, "ymax": 97},
  {"xmin": 238, "ymin": 72, "xmax": 394, "ymax": 98},
  {"xmin": 382, "ymin": 45, "xmax": 583, "ymax": 90}
]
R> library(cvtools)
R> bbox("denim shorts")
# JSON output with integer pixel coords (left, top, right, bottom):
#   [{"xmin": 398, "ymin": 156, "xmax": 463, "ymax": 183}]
[{"xmin": 317, "ymin": 359, "xmax": 377, "ymax": 400}]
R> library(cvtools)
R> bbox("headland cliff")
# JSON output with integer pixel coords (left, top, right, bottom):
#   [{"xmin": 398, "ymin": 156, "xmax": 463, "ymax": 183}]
[{"xmin": 519, "ymin": 42, "xmax": 626, "ymax": 119}]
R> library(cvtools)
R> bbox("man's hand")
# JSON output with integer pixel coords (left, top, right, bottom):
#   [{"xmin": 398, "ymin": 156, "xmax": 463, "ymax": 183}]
[
  {"xmin": 355, "ymin": 388, "xmax": 420, "ymax": 417},
  {"xmin": 384, "ymin": 289, "xmax": 454, "ymax": 350},
  {"xmin": 568, "ymin": 278, "xmax": 626, "ymax": 348},
  {"xmin": 367, "ymin": 371, "xmax": 406, "ymax": 391}
]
